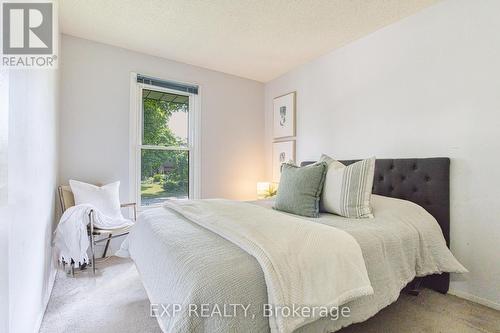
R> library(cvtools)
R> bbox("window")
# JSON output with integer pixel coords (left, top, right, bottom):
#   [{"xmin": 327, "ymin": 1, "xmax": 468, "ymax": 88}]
[{"xmin": 130, "ymin": 74, "xmax": 200, "ymax": 207}]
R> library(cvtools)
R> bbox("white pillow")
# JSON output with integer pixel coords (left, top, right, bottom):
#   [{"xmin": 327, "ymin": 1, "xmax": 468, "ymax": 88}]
[
  {"xmin": 69, "ymin": 180, "xmax": 124, "ymax": 220},
  {"xmin": 320, "ymin": 155, "xmax": 375, "ymax": 218}
]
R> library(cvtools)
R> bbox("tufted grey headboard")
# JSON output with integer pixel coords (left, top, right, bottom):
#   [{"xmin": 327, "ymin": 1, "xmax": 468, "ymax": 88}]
[{"xmin": 301, "ymin": 158, "xmax": 450, "ymax": 293}]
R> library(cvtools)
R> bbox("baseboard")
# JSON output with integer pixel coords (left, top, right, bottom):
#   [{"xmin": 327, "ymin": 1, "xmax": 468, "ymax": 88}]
[
  {"xmin": 448, "ymin": 289, "xmax": 500, "ymax": 311},
  {"xmin": 33, "ymin": 265, "xmax": 57, "ymax": 333}
]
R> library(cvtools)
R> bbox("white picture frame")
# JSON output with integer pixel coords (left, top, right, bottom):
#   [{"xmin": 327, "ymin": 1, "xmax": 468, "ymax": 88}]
[
  {"xmin": 272, "ymin": 141, "xmax": 296, "ymax": 182},
  {"xmin": 273, "ymin": 92, "xmax": 295, "ymax": 139}
]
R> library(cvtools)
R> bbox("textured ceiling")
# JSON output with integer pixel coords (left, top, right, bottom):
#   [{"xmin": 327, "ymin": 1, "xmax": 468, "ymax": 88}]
[{"xmin": 59, "ymin": 0, "xmax": 440, "ymax": 82}]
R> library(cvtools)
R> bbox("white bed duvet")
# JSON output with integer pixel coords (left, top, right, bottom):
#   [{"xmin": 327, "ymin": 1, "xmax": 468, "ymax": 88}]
[{"xmin": 118, "ymin": 195, "xmax": 466, "ymax": 333}]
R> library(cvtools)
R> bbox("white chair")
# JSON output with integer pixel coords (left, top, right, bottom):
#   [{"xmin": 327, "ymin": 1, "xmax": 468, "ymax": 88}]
[{"xmin": 58, "ymin": 185, "xmax": 136, "ymax": 275}]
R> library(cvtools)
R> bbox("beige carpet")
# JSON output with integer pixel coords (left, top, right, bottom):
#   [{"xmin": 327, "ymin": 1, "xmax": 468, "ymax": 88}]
[{"xmin": 40, "ymin": 257, "xmax": 499, "ymax": 333}]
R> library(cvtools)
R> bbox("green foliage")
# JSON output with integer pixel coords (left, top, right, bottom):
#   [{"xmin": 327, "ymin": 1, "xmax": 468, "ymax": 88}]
[
  {"xmin": 141, "ymin": 96, "xmax": 189, "ymax": 197},
  {"xmin": 152, "ymin": 174, "xmax": 164, "ymax": 183},
  {"xmin": 142, "ymin": 98, "xmax": 187, "ymax": 146}
]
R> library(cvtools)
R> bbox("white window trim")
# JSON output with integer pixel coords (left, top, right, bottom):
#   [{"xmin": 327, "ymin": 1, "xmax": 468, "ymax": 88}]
[{"xmin": 129, "ymin": 72, "xmax": 201, "ymax": 209}]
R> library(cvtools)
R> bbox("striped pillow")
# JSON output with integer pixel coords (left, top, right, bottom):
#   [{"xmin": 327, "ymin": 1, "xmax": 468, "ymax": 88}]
[{"xmin": 320, "ymin": 155, "xmax": 376, "ymax": 218}]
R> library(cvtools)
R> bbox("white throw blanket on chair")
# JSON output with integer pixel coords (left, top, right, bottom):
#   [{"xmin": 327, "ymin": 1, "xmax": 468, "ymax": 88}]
[{"xmin": 54, "ymin": 204, "xmax": 133, "ymax": 267}]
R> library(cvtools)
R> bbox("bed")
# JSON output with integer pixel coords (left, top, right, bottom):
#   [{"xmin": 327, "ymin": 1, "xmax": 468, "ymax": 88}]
[{"xmin": 119, "ymin": 158, "xmax": 466, "ymax": 333}]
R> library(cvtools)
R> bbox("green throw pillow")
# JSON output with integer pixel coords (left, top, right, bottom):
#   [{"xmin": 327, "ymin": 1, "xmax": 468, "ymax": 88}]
[{"xmin": 273, "ymin": 162, "xmax": 328, "ymax": 217}]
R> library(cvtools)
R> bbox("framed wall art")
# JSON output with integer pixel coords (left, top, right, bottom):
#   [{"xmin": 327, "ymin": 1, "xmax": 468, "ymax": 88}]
[
  {"xmin": 273, "ymin": 92, "xmax": 295, "ymax": 139},
  {"xmin": 272, "ymin": 140, "xmax": 295, "ymax": 182}
]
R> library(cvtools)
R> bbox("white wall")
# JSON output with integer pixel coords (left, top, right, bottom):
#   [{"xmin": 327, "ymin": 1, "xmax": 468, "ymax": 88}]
[
  {"xmin": 60, "ymin": 35, "xmax": 265, "ymax": 204},
  {"xmin": 265, "ymin": 0, "xmax": 500, "ymax": 308},
  {"xmin": 0, "ymin": 209, "xmax": 8, "ymax": 333},
  {"xmin": 0, "ymin": 69, "xmax": 9, "ymax": 333},
  {"xmin": 2, "ymin": 67, "xmax": 59, "ymax": 333}
]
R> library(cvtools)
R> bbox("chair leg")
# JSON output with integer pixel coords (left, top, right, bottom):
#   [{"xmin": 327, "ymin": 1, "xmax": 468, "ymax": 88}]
[
  {"xmin": 102, "ymin": 234, "xmax": 112, "ymax": 258},
  {"xmin": 90, "ymin": 233, "xmax": 96, "ymax": 275}
]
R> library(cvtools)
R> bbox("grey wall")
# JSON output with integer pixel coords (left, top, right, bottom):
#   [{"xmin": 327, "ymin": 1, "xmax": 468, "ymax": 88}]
[
  {"xmin": 60, "ymin": 35, "xmax": 265, "ymax": 203},
  {"xmin": 265, "ymin": 0, "xmax": 500, "ymax": 308}
]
